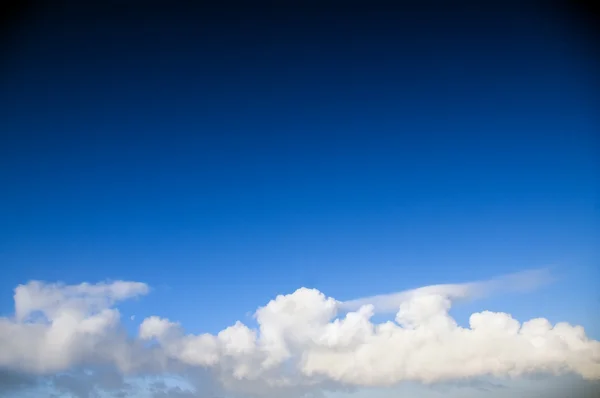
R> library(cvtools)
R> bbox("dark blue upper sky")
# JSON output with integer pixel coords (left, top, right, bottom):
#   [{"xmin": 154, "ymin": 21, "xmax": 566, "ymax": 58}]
[{"xmin": 0, "ymin": 2, "xmax": 598, "ymax": 335}]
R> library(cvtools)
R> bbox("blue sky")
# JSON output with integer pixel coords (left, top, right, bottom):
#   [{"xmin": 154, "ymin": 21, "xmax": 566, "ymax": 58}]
[{"xmin": 0, "ymin": 2, "xmax": 598, "ymax": 397}]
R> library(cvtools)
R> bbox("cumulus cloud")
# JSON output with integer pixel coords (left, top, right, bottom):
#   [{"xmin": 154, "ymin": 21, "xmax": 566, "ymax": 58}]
[
  {"xmin": 0, "ymin": 280, "xmax": 153, "ymax": 375},
  {"xmin": 13, "ymin": 280, "xmax": 149, "ymax": 323},
  {"xmin": 0, "ymin": 271, "xmax": 598, "ymax": 397}
]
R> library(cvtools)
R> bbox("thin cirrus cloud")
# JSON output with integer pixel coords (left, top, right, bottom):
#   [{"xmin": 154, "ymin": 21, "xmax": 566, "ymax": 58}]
[
  {"xmin": 338, "ymin": 268, "xmax": 555, "ymax": 313},
  {"xmin": 0, "ymin": 269, "xmax": 598, "ymax": 397}
]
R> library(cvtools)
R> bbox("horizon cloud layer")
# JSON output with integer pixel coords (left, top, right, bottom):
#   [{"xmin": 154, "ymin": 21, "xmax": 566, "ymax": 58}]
[{"xmin": 0, "ymin": 270, "xmax": 598, "ymax": 397}]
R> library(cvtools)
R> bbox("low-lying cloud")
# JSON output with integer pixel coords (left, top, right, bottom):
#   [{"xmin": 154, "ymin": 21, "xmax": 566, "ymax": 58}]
[{"xmin": 0, "ymin": 270, "xmax": 598, "ymax": 397}]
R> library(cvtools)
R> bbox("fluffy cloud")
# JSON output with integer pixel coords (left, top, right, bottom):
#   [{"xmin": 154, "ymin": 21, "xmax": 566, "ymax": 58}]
[
  {"xmin": 0, "ymin": 272, "xmax": 598, "ymax": 397},
  {"xmin": 0, "ymin": 280, "xmax": 154, "ymax": 375}
]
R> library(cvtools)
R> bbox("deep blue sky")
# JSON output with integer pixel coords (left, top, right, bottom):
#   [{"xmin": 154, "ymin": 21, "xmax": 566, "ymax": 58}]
[{"xmin": 0, "ymin": 3, "xmax": 598, "ymax": 336}]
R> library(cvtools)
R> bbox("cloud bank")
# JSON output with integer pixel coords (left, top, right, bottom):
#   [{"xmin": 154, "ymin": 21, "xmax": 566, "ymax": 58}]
[{"xmin": 0, "ymin": 271, "xmax": 598, "ymax": 397}]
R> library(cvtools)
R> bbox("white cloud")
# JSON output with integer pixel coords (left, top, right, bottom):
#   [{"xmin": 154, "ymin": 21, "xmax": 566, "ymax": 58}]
[
  {"xmin": 13, "ymin": 280, "xmax": 149, "ymax": 323},
  {"xmin": 339, "ymin": 268, "xmax": 554, "ymax": 313},
  {"xmin": 0, "ymin": 280, "xmax": 151, "ymax": 375},
  {"xmin": 0, "ymin": 271, "xmax": 598, "ymax": 397}
]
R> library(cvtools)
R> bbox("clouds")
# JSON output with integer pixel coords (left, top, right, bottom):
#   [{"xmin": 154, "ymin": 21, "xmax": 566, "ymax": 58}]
[
  {"xmin": 0, "ymin": 370, "xmax": 38, "ymax": 395},
  {"xmin": 51, "ymin": 369, "xmax": 134, "ymax": 398},
  {"xmin": 339, "ymin": 268, "xmax": 554, "ymax": 313},
  {"xmin": 0, "ymin": 272, "xmax": 599, "ymax": 397},
  {"xmin": 13, "ymin": 280, "xmax": 149, "ymax": 323},
  {"xmin": 0, "ymin": 280, "xmax": 152, "ymax": 375}
]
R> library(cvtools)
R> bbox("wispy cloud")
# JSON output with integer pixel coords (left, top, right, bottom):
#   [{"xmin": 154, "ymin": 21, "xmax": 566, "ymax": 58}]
[{"xmin": 339, "ymin": 268, "xmax": 554, "ymax": 313}]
